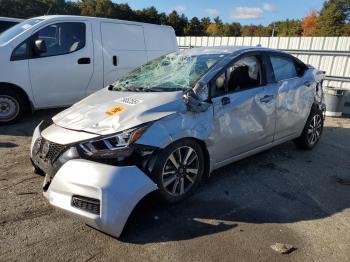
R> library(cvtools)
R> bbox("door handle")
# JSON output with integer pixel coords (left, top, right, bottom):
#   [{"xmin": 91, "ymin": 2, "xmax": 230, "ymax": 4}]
[
  {"xmin": 78, "ymin": 57, "xmax": 91, "ymax": 64},
  {"xmin": 221, "ymin": 96, "xmax": 230, "ymax": 105},
  {"xmin": 113, "ymin": 55, "xmax": 118, "ymax": 66},
  {"xmin": 260, "ymin": 95, "xmax": 274, "ymax": 103}
]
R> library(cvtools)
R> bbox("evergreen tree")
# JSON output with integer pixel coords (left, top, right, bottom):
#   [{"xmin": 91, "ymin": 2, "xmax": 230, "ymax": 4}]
[{"xmin": 314, "ymin": 0, "xmax": 350, "ymax": 36}]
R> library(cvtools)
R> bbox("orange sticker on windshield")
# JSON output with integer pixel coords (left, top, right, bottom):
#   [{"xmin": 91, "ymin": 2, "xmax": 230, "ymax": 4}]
[{"xmin": 105, "ymin": 105, "xmax": 125, "ymax": 116}]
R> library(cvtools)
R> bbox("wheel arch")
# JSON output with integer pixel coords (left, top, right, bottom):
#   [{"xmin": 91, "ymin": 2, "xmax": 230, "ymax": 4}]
[
  {"xmin": 143, "ymin": 136, "xmax": 211, "ymax": 179},
  {"xmin": 0, "ymin": 82, "xmax": 33, "ymax": 111}
]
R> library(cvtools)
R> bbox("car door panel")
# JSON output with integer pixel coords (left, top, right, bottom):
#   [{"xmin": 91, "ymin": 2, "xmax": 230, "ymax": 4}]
[
  {"xmin": 269, "ymin": 54, "xmax": 315, "ymax": 140},
  {"xmin": 274, "ymin": 77, "xmax": 315, "ymax": 140},
  {"xmin": 211, "ymin": 86, "xmax": 276, "ymax": 164}
]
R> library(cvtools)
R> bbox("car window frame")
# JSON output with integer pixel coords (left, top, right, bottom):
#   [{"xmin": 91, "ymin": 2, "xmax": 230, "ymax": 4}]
[
  {"xmin": 10, "ymin": 21, "xmax": 87, "ymax": 61},
  {"xmin": 209, "ymin": 51, "xmax": 268, "ymax": 99}
]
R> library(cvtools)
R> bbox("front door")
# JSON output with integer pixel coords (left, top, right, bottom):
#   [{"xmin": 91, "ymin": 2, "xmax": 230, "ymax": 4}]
[
  {"xmin": 210, "ymin": 54, "xmax": 276, "ymax": 163},
  {"xmin": 29, "ymin": 21, "xmax": 94, "ymax": 108}
]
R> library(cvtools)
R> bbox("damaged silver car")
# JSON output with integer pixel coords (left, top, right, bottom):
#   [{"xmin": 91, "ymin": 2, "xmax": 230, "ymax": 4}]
[{"xmin": 30, "ymin": 46, "xmax": 326, "ymax": 238}]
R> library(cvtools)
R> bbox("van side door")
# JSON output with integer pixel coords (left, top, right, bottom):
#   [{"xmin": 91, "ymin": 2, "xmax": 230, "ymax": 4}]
[
  {"xmin": 27, "ymin": 21, "xmax": 94, "ymax": 108},
  {"xmin": 100, "ymin": 22, "xmax": 148, "ymax": 87}
]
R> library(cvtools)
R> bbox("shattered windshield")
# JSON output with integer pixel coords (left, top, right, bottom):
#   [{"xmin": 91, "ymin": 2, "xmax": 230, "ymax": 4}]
[{"xmin": 111, "ymin": 52, "xmax": 227, "ymax": 92}]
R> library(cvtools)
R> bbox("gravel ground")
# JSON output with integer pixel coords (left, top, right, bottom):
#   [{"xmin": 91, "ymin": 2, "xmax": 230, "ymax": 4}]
[{"xmin": 0, "ymin": 110, "xmax": 350, "ymax": 262}]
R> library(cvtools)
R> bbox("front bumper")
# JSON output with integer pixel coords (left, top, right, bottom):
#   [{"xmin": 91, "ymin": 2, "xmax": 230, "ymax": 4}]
[{"xmin": 43, "ymin": 159, "xmax": 157, "ymax": 238}]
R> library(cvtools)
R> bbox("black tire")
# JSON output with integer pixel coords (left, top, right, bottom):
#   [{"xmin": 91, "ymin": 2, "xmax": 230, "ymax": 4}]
[
  {"xmin": 0, "ymin": 88, "xmax": 27, "ymax": 125},
  {"xmin": 151, "ymin": 138, "xmax": 205, "ymax": 204},
  {"xmin": 294, "ymin": 108, "xmax": 324, "ymax": 150}
]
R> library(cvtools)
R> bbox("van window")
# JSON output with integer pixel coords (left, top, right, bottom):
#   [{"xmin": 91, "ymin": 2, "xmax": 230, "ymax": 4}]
[
  {"xmin": 0, "ymin": 18, "xmax": 43, "ymax": 45},
  {"xmin": 11, "ymin": 41, "xmax": 28, "ymax": 61},
  {"xmin": 270, "ymin": 55, "xmax": 297, "ymax": 81},
  {"xmin": 0, "ymin": 21, "xmax": 19, "ymax": 34},
  {"xmin": 34, "ymin": 22, "xmax": 86, "ymax": 58}
]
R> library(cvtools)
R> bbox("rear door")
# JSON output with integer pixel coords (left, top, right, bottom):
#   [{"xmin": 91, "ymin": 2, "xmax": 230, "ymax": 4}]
[
  {"xmin": 29, "ymin": 21, "xmax": 94, "ymax": 108},
  {"xmin": 268, "ymin": 53, "xmax": 314, "ymax": 140},
  {"xmin": 101, "ymin": 22, "xmax": 148, "ymax": 86},
  {"xmin": 210, "ymin": 53, "xmax": 277, "ymax": 163}
]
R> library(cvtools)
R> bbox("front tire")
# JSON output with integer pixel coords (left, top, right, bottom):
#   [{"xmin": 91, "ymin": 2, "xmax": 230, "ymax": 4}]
[
  {"xmin": 0, "ymin": 89, "xmax": 26, "ymax": 125},
  {"xmin": 151, "ymin": 139, "xmax": 205, "ymax": 204},
  {"xmin": 294, "ymin": 108, "xmax": 324, "ymax": 150}
]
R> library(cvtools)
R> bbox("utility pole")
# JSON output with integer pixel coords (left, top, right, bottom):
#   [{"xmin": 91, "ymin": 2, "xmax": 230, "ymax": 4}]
[{"xmin": 271, "ymin": 23, "xmax": 276, "ymax": 37}]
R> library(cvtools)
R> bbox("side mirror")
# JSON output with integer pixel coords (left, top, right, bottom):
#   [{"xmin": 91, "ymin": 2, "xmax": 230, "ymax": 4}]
[
  {"xmin": 33, "ymin": 39, "xmax": 47, "ymax": 55},
  {"xmin": 183, "ymin": 88, "xmax": 210, "ymax": 113}
]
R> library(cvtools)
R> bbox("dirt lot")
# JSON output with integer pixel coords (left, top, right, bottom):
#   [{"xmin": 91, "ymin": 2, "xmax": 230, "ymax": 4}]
[{"xmin": 0, "ymin": 110, "xmax": 350, "ymax": 262}]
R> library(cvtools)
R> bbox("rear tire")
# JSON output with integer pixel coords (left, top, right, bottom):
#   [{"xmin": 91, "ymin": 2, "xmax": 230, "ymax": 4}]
[
  {"xmin": 0, "ymin": 89, "xmax": 27, "ymax": 125},
  {"xmin": 294, "ymin": 108, "xmax": 324, "ymax": 150},
  {"xmin": 151, "ymin": 139, "xmax": 205, "ymax": 204}
]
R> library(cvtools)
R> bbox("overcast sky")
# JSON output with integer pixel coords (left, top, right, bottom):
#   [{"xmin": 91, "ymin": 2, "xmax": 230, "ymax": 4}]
[{"xmin": 112, "ymin": 0, "xmax": 325, "ymax": 25}]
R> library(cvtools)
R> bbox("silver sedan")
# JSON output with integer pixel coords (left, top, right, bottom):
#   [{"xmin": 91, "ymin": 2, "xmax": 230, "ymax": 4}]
[{"xmin": 30, "ymin": 46, "xmax": 326, "ymax": 237}]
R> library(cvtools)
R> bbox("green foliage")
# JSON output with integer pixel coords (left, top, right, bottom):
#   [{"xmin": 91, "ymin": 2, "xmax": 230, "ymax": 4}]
[
  {"xmin": 270, "ymin": 19, "xmax": 303, "ymax": 36},
  {"xmin": 314, "ymin": 0, "xmax": 350, "ymax": 36},
  {"xmin": 241, "ymin": 25, "xmax": 271, "ymax": 37},
  {"xmin": 0, "ymin": 0, "xmax": 349, "ymax": 36}
]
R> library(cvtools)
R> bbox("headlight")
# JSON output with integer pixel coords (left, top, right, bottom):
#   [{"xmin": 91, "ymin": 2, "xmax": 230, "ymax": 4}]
[
  {"xmin": 30, "ymin": 122, "xmax": 42, "ymax": 157},
  {"xmin": 79, "ymin": 125, "xmax": 149, "ymax": 158}
]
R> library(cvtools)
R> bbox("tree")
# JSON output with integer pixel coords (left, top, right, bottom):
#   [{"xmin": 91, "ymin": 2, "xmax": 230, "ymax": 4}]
[
  {"xmin": 271, "ymin": 19, "xmax": 303, "ymax": 36},
  {"xmin": 206, "ymin": 23, "xmax": 220, "ymax": 36},
  {"xmin": 135, "ymin": 6, "xmax": 160, "ymax": 24},
  {"xmin": 167, "ymin": 10, "xmax": 188, "ymax": 36},
  {"xmin": 241, "ymin": 25, "xmax": 270, "ymax": 36},
  {"xmin": 184, "ymin": 17, "xmax": 202, "ymax": 36},
  {"xmin": 222, "ymin": 23, "xmax": 241, "ymax": 36},
  {"xmin": 314, "ymin": 0, "xmax": 350, "ymax": 36},
  {"xmin": 113, "ymin": 3, "xmax": 135, "ymax": 20},
  {"xmin": 80, "ymin": 0, "xmax": 97, "ymax": 16},
  {"xmin": 213, "ymin": 16, "xmax": 224, "ymax": 35},
  {"xmin": 302, "ymin": 10, "xmax": 319, "ymax": 36},
  {"xmin": 41, "ymin": 0, "xmax": 66, "ymax": 14},
  {"xmin": 95, "ymin": 0, "xmax": 114, "ymax": 18},
  {"xmin": 64, "ymin": 1, "xmax": 82, "ymax": 15},
  {"xmin": 200, "ymin": 17, "xmax": 211, "ymax": 35}
]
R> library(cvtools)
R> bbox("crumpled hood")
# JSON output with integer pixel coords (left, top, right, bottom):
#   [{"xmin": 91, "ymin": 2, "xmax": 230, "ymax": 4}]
[{"xmin": 53, "ymin": 88, "xmax": 187, "ymax": 135}]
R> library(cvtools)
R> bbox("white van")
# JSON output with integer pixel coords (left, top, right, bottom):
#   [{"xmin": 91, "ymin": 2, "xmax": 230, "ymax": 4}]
[
  {"xmin": 0, "ymin": 15, "xmax": 177, "ymax": 124},
  {"xmin": 0, "ymin": 17, "xmax": 23, "ymax": 34}
]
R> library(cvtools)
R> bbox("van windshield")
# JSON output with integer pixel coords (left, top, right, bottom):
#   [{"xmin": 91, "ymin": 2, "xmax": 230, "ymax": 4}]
[
  {"xmin": 0, "ymin": 18, "xmax": 43, "ymax": 45},
  {"xmin": 111, "ymin": 52, "xmax": 227, "ymax": 92}
]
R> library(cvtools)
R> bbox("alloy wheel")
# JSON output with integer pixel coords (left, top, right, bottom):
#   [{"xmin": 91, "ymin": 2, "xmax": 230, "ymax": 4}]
[
  {"xmin": 307, "ymin": 114, "xmax": 322, "ymax": 145},
  {"xmin": 161, "ymin": 146, "xmax": 199, "ymax": 196}
]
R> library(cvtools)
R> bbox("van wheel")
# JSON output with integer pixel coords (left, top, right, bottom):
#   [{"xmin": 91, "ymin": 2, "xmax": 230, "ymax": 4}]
[
  {"xmin": 151, "ymin": 139, "xmax": 205, "ymax": 204},
  {"xmin": 294, "ymin": 108, "xmax": 324, "ymax": 150},
  {"xmin": 0, "ymin": 89, "xmax": 26, "ymax": 125}
]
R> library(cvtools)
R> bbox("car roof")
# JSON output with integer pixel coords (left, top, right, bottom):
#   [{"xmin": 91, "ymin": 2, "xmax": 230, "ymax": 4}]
[
  {"xmin": 181, "ymin": 46, "xmax": 282, "ymax": 56},
  {"xmin": 34, "ymin": 15, "xmax": 174, "ymax": 29}
]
